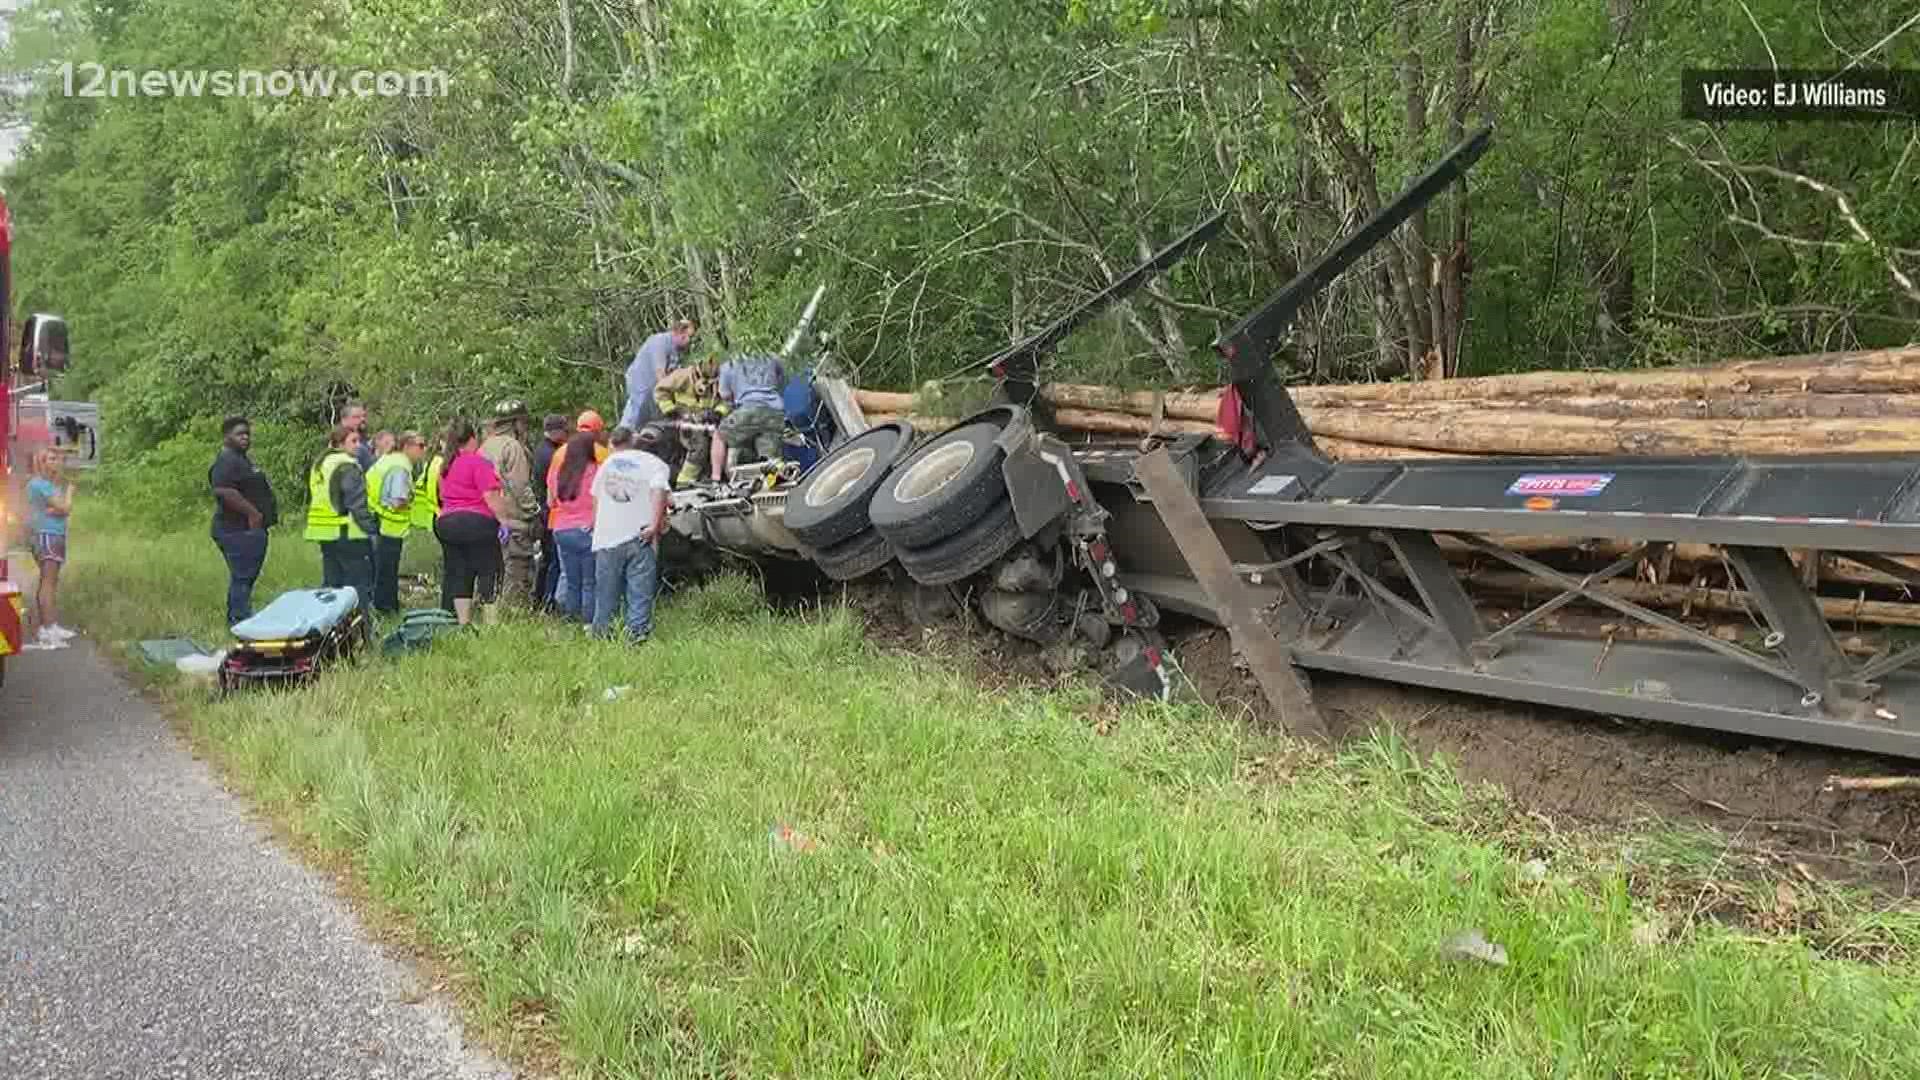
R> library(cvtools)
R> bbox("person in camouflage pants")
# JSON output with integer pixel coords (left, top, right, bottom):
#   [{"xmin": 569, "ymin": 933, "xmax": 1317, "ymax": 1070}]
[
  {"xmin": 710, "ymin": 352, "xmax": 787, "ymax": 481},
  {"xmin": 480, "ymin": 399, "xmax": 543, "ymax": 608}
]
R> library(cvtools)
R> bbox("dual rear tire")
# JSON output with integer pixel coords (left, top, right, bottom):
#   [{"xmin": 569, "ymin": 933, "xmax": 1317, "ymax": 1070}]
[
  {"xmin": 867, "ymin": 419, "xmax": 1024, "ymax": 586},
  {"xmin": 784, "ymin": 422, "xmax": 914, "ymax": 581},
  {"xmin": 787, "ymin": 413, "xmax": 1029, "ymax": 586}
]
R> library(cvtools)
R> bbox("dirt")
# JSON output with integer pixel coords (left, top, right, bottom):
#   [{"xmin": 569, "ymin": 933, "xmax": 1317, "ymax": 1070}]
[
  {"xmin": 823, "ymin": 568, "xmax": 1920, "ymax": 900},
  {"xmin": 1173, "ymin": 624, "xmax": 1920, "ymax": 895}
]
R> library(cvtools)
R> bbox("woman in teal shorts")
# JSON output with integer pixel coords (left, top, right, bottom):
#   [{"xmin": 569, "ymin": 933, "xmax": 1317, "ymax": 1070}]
[{"xmin": 25, "ymin": 448, "xmax": 75, "ymax": 650}]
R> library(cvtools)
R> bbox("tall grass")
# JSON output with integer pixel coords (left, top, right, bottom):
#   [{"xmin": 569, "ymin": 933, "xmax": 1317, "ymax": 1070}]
[{"xmin": 52, "ymin": 501, "xmax": 1920, "ymax": 1078}]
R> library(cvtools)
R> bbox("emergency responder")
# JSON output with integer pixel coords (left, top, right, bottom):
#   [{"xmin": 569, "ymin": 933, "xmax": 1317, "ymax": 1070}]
[
  {"xmin": 411, "ymin": 435, "xmax": 444, "ymax": 536},
  {"xmin": 712, "ymin": 351, "xmax": 787, "ymax": 481},
  {"xmin": 366, "ymin": 431, "xmax": 429, "ymax": 614},
  {"xmin": 654, "ymin": 352, "xmax": 727, "ymax": 487},
  {"xmin": 480, "ymin": 399, "xmax": 542, "ymax": 604},
  {"xmin": 305, "ymin": 423, "xmax": 379, "ymax": 613},
  {"xmin": 620, "ymin": 318, "xmax": 697, "ymax": 429}
]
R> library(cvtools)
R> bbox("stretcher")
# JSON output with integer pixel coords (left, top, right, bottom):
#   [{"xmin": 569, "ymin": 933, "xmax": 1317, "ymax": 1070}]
[{"xmin": 217, "ymin": 587, "xmax": 371, "ymax": 694}]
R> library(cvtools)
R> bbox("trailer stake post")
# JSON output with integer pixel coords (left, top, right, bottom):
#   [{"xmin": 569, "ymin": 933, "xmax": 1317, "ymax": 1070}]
[
  {"xmin": 1135, "ymin": 448, "xmax": 1328, "ymax": 741},
  {"xmin": 1724, "ymin": 546, "xmax": 1875, "ymax": 710},
  {"xmin": 1380, "ymin": 530, "xmax": 1486, "ymax": 664}
]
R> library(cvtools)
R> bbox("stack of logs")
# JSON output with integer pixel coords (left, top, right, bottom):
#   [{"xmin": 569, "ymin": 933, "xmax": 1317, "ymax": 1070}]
[{"xmin": 853, "ymin": 344, "xmax": 1920, "ymax": 639}]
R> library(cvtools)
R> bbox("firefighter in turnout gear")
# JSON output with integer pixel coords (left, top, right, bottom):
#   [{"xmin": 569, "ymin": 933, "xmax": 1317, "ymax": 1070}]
[{"xmin": 654, "ymin": 354, "xmax": 727, "ymax": 487}]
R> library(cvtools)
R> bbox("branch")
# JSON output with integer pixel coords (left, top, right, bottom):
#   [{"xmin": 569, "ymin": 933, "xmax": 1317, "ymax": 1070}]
[
  {"xmin": 1651, "ymin": 304, "xmax": 1914, "ymax": 325},
  {"xmin": 593, "ymin": 156, "xmax": 648, "ymax": 188},
  {"xmin": 1672, "ymin": 135, "xmax": 1920, "ymax": 305}
]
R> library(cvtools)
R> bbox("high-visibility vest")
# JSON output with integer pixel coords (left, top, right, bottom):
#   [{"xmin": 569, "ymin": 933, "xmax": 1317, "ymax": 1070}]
[
  {"xmin": 411, "ymin": 454, "xmax": 443, "ymax": 530},
  {"xmin": 365, "ymin": 451, "xmax": 413, "ymax": 539},
  {"xmin": 305, "ymin": 451, "xmax": 368, "ymax": 542}
]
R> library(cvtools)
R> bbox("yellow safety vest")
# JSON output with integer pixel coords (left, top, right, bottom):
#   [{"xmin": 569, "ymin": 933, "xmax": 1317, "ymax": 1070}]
[
  {"xmin": 304, "ymin": 451, "xmax": 369, "ymax": 542},
  {"xmin": 365, "ymin": 451, "xmax": 413, "ymax": 539},
  {"xmin": 411, "ymin": 454, "xmax": 443, "ymax": 530}
]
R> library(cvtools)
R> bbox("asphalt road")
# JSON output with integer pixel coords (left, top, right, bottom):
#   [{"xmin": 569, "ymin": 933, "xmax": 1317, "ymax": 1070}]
[{"xmin": 0, "ymin": 638, "xmax": 515, "ymax": 1079}]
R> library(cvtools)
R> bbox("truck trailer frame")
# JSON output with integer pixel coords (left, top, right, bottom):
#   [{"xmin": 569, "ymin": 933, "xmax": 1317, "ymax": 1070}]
[{"xmin": 680, "ymin": 125, "xmax": 1920, "ymax": 761}]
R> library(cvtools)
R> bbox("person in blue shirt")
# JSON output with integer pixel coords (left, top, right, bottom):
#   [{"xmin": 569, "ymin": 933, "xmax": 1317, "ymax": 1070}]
[
  {"xmin": 709, "ymin": 352, "xmax": 786, "ymax": 481},
  {"xmin": 619, "ymin": 318, "xmax": 698, "ymax": 429},
  {"xmin": 25, "ymin": 448, "xmax": 75, "ymax": 649}
]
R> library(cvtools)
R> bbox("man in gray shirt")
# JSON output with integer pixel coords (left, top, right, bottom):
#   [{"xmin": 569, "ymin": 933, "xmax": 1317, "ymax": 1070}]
[
  {"xmin": 710, "ymin": 352, "xmax": 787, "ymax": 480},
  {"xmin": 620, "ymin": 318, "xmax": 698, "ymax": 430}
]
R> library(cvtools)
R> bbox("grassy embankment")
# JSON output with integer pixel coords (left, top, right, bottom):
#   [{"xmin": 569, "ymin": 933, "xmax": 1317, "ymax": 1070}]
[{"xmin": 45, "ymin": 492, "xmax": 1920, "ymax": 1078}]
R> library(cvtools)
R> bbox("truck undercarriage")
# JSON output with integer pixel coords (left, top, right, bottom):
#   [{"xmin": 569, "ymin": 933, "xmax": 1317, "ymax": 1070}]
[{"xmin": 663, "ymin": 126, "xmax": 1920, "ymax": 762}]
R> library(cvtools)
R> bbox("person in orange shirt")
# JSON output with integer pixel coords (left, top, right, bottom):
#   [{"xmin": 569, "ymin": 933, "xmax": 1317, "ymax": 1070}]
[
  {"xmin": 547, "ymin": 430, "xmax": 605, "ymax": 626},
  {"xmin": 549, "ymin": 411, "xmax": 610, "ymax": 488},
  {"xmin": 546, "ymin": 411, "xmax": 612, "ymax": 607}
]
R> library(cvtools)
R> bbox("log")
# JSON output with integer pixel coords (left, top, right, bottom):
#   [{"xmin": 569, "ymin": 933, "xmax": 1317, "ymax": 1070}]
[
  {"xmin": 1293, "ymin": 346, "xmax": 1920, "ymax": 405},
  {"xmin": 1304, "ymin": 409, "xmax": 1920, "ymax": 456},
  {"xmin": 1823, "ymin": 775, "xmax": 1920, "ymax": 791},
  {"xmin": 1031, "ymin": 344, "xmax": 1920, "ymax": 416},
  {"xmin": 1530, "ymin": 618, "xmax": 1886, "ymax": 658},
  {"xmin": 868, "ymin": 410, "xmax": 1477, "ymax": 463},
  {"xmin": 1460, "ymin": 569, "xmax": 1920, "ymax": 629},
  {"xmin": 1320, "ymin": 392, "xmax": 1920, "ymax": 422},
  {"xmin": 854, "ymin": 389, "xmax": 917, "ymax": 414},
  {"xmin": 1051, "ymin": 407, "xmax": 1215, "ymax": 437},
  {"xmin": 1039, "ymin": 384, "xmax": 1225, "ymax": 422},
  {"xmin": 1433, "ymin": 536, "xmax": 1920, "ymax": 590}
]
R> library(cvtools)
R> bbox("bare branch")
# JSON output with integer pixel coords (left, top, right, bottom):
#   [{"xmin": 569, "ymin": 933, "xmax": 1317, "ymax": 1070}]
[{"xmin": 1671, "ymin": 134, "xmax": 1920, "ymax": 305}]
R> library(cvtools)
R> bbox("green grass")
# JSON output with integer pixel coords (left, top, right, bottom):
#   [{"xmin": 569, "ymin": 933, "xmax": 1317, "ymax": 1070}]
[{"xmin": 45, "ymin": 499, "xmax": 1920, "ymax": 1078}]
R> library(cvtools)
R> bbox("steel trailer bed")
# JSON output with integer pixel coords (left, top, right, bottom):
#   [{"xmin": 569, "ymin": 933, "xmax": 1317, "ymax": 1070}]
[{"xmin": 965, "ymin": 123, "xmax": 1920, "ymax": 760}]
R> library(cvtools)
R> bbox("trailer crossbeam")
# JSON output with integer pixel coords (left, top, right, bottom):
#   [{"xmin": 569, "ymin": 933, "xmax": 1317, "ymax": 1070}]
[{"xmin": 1447, "ymin": 534, "xmax": 1810, "ymax": 691}]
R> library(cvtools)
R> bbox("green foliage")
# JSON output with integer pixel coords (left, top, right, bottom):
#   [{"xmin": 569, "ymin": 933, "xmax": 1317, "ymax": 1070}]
[
  {"xmin": 4, "ymin": 0, "xmax": 1915, "ymax": 468},
  {"xmin": 94, "ymin": 417, "xmax": 312, "ymax": 528}
]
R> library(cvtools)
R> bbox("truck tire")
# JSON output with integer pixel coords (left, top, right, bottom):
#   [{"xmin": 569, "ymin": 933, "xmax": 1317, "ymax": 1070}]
[
  {"xmin": 867, "ymin": 420, "xmax": 1007, "ymax": 550},
  {"xmin": 784, "ymin": 422, "xmax": 912, "ymax": 549},
  {"xmin": 894, "ymin": 495, "xmax": 1024, "ymax": 587},
  {"xmin": 810, "ymin": 527, "xmax": 895, "ymax": 582}
]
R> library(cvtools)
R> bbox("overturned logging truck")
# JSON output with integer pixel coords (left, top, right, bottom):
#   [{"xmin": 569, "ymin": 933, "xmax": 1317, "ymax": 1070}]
[{"xmin": 670, "ymin": 125, "xmax": 1920, "ymax": 761}]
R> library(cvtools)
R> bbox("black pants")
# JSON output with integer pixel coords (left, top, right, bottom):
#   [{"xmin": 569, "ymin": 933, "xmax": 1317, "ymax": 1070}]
[
  {"xmin": 536, "ymin": 525, "xmax": 560, "ymax": 607},
  {"xmin": 373, "ymin": 533, "xmax": 406, "ymax": 613},
  {"xmin": 434, "ymin": 512, "xmax": 501, "ymax": 609},
  {"xmin": 319, "ymin": 537, "xmax": 374, "ymax": 612},
  {"xmin": 212, "ymin": 527, "xmax": 269, "ymax": 627}
]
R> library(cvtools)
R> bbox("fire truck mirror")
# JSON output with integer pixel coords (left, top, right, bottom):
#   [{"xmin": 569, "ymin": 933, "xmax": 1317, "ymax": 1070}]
[{"xmin": 31, "ymin": 314, "xmax": 69, "ymax": 373}]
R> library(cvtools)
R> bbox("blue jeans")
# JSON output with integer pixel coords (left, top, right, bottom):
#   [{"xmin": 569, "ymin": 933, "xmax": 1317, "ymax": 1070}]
[
  {"xmin": 592, "ymin": 537, "xmax": 658, "ymax": 640},
  {"xmin": 212, "ymin": 527, "xmax": 269, "ymax": 627},
  {"xmin": 554, "ymin": 528, "xmax": 597, "ymax": 623}
]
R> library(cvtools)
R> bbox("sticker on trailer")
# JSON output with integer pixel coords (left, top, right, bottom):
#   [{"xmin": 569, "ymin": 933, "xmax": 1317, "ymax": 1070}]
[
  {"xmin": 1506, "ymin": 473, "xmax": 1614, "ymax": 497},
  {"xmin": 1247, "ymin": 474, "xmax": 1297, "ymax": 496}
]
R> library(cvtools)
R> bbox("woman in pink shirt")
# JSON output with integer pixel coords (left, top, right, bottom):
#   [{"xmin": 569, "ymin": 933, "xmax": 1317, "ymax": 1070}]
[
  {"xmin": 547, "ymin": 430, "xmax": 602, "ymax": 626},
  {"xmin": 431, "ymin": 419, "xmax": 513, "ymax": 624}
]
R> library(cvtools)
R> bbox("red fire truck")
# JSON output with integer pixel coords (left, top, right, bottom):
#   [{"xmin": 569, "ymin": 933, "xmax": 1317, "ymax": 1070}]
[{"xmin": 0, "ymin": 191, "xmax": 72, "ymax": 678}]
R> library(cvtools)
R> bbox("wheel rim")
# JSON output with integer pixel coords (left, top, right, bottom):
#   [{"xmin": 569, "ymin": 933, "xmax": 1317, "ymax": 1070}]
[
  {"xmin": 804, "ymin": 447, "xmax": 877, "ymax": 508},
  {"xmin": 893, "ymin": 440, "xmax": 976, "ymax": 503}
]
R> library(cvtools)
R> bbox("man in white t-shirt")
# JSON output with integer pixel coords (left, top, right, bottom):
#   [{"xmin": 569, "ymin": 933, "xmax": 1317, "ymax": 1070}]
[{"xmin": 590, "ymin": 425, "xmax": 673, "ymax": 641}]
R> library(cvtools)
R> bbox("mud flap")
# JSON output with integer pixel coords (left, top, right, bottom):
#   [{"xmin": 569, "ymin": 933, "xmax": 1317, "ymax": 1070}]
[{"xmin": 1103, "ymin": 630, "xmax": 1173, "ymax": 702}]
